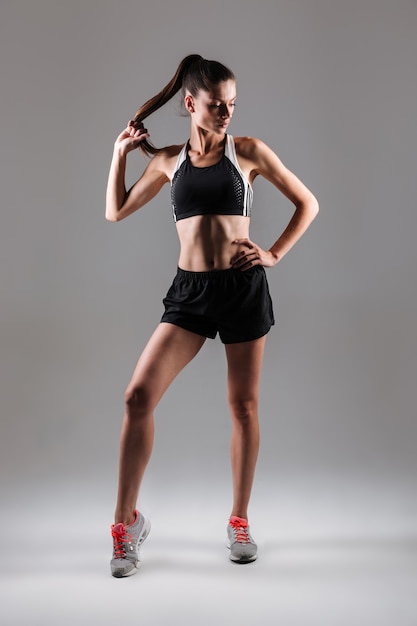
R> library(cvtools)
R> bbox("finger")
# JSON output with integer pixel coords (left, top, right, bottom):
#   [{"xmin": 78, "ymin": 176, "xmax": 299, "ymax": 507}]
[
  {"xmin": 131, "ymin": 127, "xmax": 148, "ymax": 138},
  {"xmin": 231, "ymin": 249, "xmax": 256, "ymax": 265},
  {"xmin": 233, "ymin": 238, "xmax": 254, "ymax": 249},
  {"xmin": 232, "ymin": 254, "xmax": 252, "ymax": 268},
  {"xmin": 230, "ymin": 250, "xmax": 245, "ymax": 263},
  {"xmin": 128, "ymin": 119, "xmax": 146, "ymax": 132},
  {"xmin": 237, "ymin": 248, "xmax": 259, "ymax": 260},
  {"xmin": 237, "ymin": 259, "xmax": 258, "ymax": 271},
  {"xmin": 234, "ymin": 250, "xmax": 261, "ymax": 267},
  {"xmin": 135, "ymin": 132, "xmax": 150, "ymax": 145}
]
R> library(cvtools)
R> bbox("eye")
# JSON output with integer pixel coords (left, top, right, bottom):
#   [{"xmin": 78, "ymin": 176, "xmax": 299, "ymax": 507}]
[{"xmin": 209, "ymin": 103, "xmax": 236, "ymax": 108}]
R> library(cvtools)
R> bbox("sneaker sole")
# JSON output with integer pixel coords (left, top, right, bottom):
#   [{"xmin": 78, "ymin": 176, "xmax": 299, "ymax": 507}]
[{"xmin": 229, "ymin": 553, "xmax": 258, "ymax": 563}]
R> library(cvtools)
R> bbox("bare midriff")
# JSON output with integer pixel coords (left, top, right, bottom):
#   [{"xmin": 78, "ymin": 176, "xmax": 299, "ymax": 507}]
[{"xmin": 176, "ymin": 214, "xmax": 251, "ymax": 271}]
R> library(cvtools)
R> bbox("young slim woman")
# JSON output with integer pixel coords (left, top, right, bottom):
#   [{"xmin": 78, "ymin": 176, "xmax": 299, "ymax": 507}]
[{"xmin": 106, "ymin": 54, "xmax": 318, "ymax": 577}]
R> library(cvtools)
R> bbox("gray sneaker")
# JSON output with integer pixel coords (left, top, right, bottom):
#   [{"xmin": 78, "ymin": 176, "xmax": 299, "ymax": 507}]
[
  {"xmin": 110, "ymin": 510, "xmax": 151, "ymax": 577},
  {"xmin": 227, "ymin": 515, "xmax": 258, "ymax": 563}
]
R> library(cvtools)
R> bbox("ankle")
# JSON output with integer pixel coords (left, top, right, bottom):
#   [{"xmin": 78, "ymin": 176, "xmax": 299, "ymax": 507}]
[
  {"xmin": 114, "ymin": 509, "xmax": 136, "ymax": 527},
  {"xmin": 230, "ymin": 512, "xmax": 248, "ymax": 521}
]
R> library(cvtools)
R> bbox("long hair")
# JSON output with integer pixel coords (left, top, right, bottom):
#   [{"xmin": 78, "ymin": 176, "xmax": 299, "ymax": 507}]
[{"xmin": 132, "ymin": 54, "xmax": 235, "ymax": 157}]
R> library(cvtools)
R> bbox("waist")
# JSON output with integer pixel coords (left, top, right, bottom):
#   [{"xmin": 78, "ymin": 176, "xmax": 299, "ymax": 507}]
[
  {"xmin": 176, "ymin": 214, "xmax": 250, "ymax": 271},
  {"xmin": 176, "ymin": 265, "xmax": 265, "ymax": 279}
]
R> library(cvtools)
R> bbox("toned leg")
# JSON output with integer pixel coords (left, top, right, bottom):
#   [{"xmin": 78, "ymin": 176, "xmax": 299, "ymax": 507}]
[
  {"xmin": 115, "ymin": 323, "xmax": 206, "ymax": 525},
  {"xmin": 225, "ymin": 336, "xmax": 266, "ymax": 520}
]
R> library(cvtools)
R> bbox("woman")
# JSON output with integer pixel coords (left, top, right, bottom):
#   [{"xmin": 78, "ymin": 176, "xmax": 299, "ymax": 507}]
[{"xmin": 106, "ymin": 54, "xmax": 318, "ymax": 577}]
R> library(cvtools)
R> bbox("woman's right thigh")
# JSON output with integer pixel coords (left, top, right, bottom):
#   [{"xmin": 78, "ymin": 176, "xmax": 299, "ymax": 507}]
[{"xmin": 125, "ymin": 322, "xmax": 206, "ymax": 411}]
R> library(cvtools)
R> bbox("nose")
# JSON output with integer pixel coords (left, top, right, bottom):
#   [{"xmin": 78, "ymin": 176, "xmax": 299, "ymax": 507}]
[{"xmin": 220, "ymin": 104, "xmax": 233, "ymax": 119}]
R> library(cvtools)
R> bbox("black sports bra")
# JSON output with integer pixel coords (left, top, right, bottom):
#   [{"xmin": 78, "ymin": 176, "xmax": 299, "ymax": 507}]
[{"xmin": 170, "ymin": 135, "xmax": 253, "ymax": 222}]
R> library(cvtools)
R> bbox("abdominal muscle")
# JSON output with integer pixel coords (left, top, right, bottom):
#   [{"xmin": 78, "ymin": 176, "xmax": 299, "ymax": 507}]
[{"xmin": 176, "ymin": 214, "xmax": 251, "ymax": 271}]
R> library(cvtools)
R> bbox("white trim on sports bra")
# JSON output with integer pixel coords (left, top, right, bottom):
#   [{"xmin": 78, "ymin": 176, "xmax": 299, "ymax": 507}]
[{"xmin": 224, "ymin": 135, "xmax": 253, "ymax": 217}]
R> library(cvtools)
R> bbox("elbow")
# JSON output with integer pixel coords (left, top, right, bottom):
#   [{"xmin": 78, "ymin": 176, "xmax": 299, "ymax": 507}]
[
  {"xmin": 296, "ymin": 195, "xmax": 319, "ymax": 223},
  {"xmin": 106, "ymin": 197, "xmax": 130, "ymax": 222},
  {"xmin": 105, "ymin": 207, "xmax": 121, "ymax": 222},
  {"xmin": 311, "ymin": 197, "xmax": 319, "ymax": 219},
  {"xmin": 307, "ymin": 194, "xmax": 319, "ymax": 221}
]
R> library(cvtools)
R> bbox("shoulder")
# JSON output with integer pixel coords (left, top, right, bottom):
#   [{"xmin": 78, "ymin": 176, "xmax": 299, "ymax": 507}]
[
  {"xmin": 233, "ymin": 136, "xmax": 275, "ymax": 162},
  {"xmin": 145, "ymin": 143, "xmax": 186, "ymax": 177},
  {"xmin": 232, "ymin": 136, "xmax": 283, "ymax": 179},
  {"xmin": 158, "ymin": 143, "xmax": 186, "ymax": 158},
  {"xmin": 150, "ymin": 143, "xmax": 185, "ymax": 164}
]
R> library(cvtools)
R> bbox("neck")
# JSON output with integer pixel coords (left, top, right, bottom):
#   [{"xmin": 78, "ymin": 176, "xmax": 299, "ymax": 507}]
[{"xmin": 189, "ymin": 128, "xmax": 226, "ymax": 155}]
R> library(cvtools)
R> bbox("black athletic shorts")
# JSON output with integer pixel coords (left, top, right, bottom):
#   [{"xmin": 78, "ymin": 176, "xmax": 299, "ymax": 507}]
[{"xmin": 161, "ymin": 266, "xmax": 275, "ymax": 344}]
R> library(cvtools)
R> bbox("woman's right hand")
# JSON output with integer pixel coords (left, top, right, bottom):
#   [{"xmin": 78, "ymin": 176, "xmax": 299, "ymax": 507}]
[{"xmin": 114, "ymin": 120, "xmax": 150, "ymax": 155}]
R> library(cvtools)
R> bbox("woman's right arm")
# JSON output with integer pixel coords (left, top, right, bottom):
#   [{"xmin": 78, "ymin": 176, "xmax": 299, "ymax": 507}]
[{"xmin": 105, "ymin": 121, "xmax": 169, "ymax": 222}]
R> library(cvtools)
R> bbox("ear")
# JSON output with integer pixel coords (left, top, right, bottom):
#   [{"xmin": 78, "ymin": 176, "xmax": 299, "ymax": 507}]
[{"xmin": 184, "ymin": 94, "xmax": 195, "ymax": 114}]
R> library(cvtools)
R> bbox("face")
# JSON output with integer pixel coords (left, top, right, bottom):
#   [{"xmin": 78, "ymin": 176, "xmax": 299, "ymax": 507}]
[{"xmin": 185, "ymin": 80, "xmax": 237, "ymax": 134}]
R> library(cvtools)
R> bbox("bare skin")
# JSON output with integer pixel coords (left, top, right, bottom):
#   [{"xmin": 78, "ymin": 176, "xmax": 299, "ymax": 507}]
[{"xmin": 106, "ymin": 79, "xmax": 319, "ymax": 526}]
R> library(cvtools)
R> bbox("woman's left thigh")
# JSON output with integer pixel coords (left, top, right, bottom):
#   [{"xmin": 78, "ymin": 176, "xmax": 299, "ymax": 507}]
[{"xmin": 225, "ymin": 336, "xmax": 266, "ymax": 402}]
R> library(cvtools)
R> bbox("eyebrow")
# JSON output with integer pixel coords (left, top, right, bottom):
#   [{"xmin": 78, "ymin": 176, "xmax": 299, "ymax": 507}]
[{"xmin": 208, "ymin": 95, "xmax": 237, "ymax": 102}]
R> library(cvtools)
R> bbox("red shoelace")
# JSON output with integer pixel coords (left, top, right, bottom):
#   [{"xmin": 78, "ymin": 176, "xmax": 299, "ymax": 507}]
[
  {"xmin": 111, "ymin": 523, "xmax": 132, "ymax": 559},
  {"xmin": 229, "ymin": 516, "xmax": 250, "ymax": 543}
]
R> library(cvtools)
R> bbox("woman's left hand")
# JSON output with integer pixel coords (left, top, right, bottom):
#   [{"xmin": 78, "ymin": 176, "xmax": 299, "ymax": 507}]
[{"xmin": 230, "ymin": 238, "xmax": 278, "ymax": 271}]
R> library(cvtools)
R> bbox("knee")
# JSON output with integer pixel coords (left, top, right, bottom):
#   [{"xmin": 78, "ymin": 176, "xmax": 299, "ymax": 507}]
[
  {"xmin": 229, "ymin": 398, "xmax": 258, "ymax": 425},
  {"xmin": 124, "ymin": 384, "xmax": 154, "ymax": 417}
]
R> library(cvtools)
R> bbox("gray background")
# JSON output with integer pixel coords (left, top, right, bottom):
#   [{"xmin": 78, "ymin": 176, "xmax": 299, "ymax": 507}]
[{"xmin": 1, "ymin": 1, "xmax": 416, "ymax": 624}]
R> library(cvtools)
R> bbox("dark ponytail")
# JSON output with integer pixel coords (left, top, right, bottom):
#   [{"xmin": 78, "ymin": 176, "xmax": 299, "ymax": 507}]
[{"xmin": 133, "ymin": 54, "xmax": 235, "ymax": 157}]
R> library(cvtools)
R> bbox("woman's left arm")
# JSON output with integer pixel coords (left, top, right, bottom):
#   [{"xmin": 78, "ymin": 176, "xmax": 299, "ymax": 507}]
[{"xmin": 231, "ymin": 138, "xmax": 319, "ymax": 271}]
